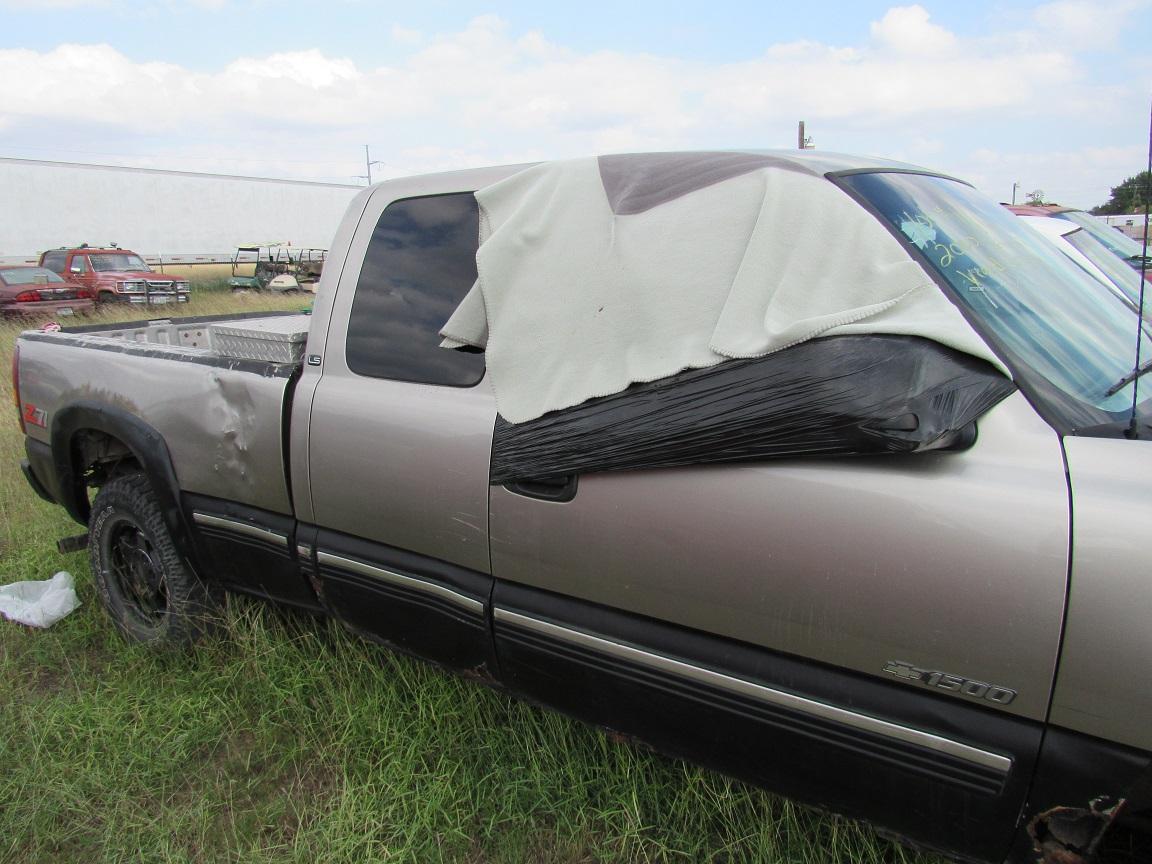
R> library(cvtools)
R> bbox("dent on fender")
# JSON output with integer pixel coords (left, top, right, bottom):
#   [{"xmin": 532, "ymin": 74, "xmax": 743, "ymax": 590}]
[
  {"xmin": 140, "ymin": 360, "xmax": 293, "ymax": 514},
  {"xmin": 205, "ymin": 370, "xmax": 259, "ymax": 485}
]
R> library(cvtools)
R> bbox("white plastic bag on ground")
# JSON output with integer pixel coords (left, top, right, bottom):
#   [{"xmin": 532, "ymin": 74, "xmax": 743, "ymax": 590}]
[{"xmin": 0, "ymin": 571, "xmax": 81, "ymax": 628}]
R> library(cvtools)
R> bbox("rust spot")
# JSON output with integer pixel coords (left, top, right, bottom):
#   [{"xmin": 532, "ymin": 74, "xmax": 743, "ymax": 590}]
[
  {"xmin": 1029, "ymin": 796, "xmax": 1125, "ymax": 864},
  {"xmin": 306, "ymin": 570, "xmax": 324, "ymax": 600}
]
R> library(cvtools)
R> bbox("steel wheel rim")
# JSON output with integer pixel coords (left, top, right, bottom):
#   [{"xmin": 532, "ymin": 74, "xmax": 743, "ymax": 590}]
[{"xmin": 106, "ymin": 517, "xmax": 168, "ymax": 622}]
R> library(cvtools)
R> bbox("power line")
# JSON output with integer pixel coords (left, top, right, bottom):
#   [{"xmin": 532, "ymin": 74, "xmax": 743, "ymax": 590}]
[{"xmin": 0, "ymin": 144, "xmax": 360, "ymax": 168}]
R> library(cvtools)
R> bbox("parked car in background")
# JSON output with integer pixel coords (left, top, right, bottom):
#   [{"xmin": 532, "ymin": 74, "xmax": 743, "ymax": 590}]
[
  {"xmin": 0, "ymin": 265, "xmax": 95, "ymax": 318},
  {"xmin": 39, "ymin": 245, "xmax": 190, "ymax": 305},
  {"xmin": 1009, "ymin": 209, "xmax": 1148, "ymax": 313},
  {"xmin": 1006, "ymin": 205, "xmax": 1151, "ymax": 274}
]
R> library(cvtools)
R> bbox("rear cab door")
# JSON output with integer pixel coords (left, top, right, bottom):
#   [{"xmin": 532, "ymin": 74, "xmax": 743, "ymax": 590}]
[{"xmin": 295, "ymin": 169, "xmax": 519, "ymax": 672}]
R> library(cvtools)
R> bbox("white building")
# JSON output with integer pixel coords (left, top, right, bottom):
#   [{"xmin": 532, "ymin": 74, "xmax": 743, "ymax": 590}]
[{"xmin": 0, "ymin": 157, "xmax": 362, "ymax": 263}]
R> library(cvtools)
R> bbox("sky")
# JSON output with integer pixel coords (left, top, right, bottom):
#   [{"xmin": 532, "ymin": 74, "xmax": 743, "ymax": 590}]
[{"xmin": 1, "ymin": 0, "xmax": 1149, "ymax": 209}]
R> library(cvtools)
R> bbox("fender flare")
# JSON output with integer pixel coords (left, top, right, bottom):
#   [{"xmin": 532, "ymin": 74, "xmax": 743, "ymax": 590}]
[{"xmin": 50, "ymin": 401, "xmax": 201, "ymax": 572}]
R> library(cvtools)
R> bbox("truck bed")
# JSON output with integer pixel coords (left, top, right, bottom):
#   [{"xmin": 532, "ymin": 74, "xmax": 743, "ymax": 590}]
[
  {"xmin": 67, "ymin": 311, "xmax": 310, "ymax": 367},
  {"xmin": 17, "ymin": 311, "xmax": 307, "ymax": 515}
]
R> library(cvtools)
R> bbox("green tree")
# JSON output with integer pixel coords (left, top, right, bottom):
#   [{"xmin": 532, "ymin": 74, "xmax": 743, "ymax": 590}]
[{"xmin": 1091, "ymin": 170, "xmax": 1152, "ymax": 215}]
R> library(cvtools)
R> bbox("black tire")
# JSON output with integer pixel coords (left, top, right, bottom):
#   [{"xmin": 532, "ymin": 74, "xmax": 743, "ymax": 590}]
[{"xmin": 88, "ymin": 473, "xmax": 216, "ymax": 647}]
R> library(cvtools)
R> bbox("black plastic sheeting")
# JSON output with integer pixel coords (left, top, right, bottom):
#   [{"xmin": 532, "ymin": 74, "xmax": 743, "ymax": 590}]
[{"xmin": 490, "ymin": 335, "xmax": 1016, "ymax": 484}]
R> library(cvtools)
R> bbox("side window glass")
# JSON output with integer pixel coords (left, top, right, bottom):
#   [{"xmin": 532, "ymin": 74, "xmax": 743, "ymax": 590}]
[
  {"xmin": 346, "ymin": 193, "xmax": 484, "ymax": 386},
  {"xmin": 41, "ymin": 252, "xmax": 65, "ymax": 274},
  {"xmin": 70, "ymin": 255, "xmax": 88, "ymax": 274}
]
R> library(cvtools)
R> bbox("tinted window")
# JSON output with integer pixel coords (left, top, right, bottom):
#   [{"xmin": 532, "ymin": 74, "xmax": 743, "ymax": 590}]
[
  {"xmin": 41, "ymin": 252, "xmax": 65, "ymax": 274},
  {"xmin": 346, "ymin": 194, "xmax": 484, "ymax": 386}
]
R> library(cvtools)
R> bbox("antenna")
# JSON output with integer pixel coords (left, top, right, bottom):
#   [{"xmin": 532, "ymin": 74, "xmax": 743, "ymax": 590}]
[{"xmin": 1126, "ymin": 95, "xmax": 1152, "ymax": 439}]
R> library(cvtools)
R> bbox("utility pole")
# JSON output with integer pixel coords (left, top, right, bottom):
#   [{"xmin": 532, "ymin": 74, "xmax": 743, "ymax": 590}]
[
  {"xmin": 362, "ymin": 145, "xmax": 383, "ymax": 186},
  {"xmin": 1012, "ymin": 182, "xmax": 1020, "ymax": 205},
  {"xmin": 797, "ymin": 121, "xmax": 814, "ymax": 150}
]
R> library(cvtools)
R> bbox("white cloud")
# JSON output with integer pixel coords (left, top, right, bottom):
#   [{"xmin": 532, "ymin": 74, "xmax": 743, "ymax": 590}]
[
  {"xmin": 224, "ymin": 50, "xmax": 358, "ymax": 90},
  {"xmin": 870, "ymin": 5, "xmax": 958, "ymax": 55},
  {"xmin": 1032, "ymin": 0, "xmax": 1148, "ymax": 50},
  {"xmin": 0, "ymin": 0, "xmax": 106, "ymax": 6},
  {"xmin": 0, "ymin": 11, "xmax": 1089, "ymax": 135},
  {"xmin": 0, "ymin": 7, "xmax": 1145, "ymax": 205},
  {"xmin": 389, "ymin": 25, "xmax": 422, "ymax": 45},
  {"xmin": 962, "ymin": 144, "xmax": 1146, "ymax": 208}
]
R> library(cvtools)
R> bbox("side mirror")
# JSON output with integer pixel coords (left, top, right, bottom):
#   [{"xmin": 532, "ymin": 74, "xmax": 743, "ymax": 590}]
[
  {"xmin": 70, "ymin": 265, "xmax": 82, "ymax": 273},
  {"xmin": 918, "ymin": 421, "xmax": 979, "ymax": 453}
]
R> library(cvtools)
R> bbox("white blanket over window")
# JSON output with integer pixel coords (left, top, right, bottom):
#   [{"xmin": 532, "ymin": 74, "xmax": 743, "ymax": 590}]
[{"xmin": 441, "ymin": 154, "xmax": 1005, "ymax": 424}]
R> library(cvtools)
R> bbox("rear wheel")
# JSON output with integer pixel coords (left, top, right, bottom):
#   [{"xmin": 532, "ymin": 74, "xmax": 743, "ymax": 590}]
[{"xmin": 89, "ymin": 473, "xmax": 215, "ymax": 647}]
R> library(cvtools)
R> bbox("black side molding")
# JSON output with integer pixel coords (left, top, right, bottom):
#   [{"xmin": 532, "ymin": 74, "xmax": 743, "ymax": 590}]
[{"xmin": 492, "ymin": 580, "xmax": 1043, "ymax": 864}]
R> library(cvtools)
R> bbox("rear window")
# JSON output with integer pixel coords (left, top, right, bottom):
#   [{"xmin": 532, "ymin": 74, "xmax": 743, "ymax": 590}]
[
  {"xmin": 346, "ymin": 193, "xmax": 485, "ymax": 386},
  {"xmin": 40, "ymin": 251, "xmax": 66, "ymax": 274},
  {"xmin": 0, "ymin": 267, "xmax": 65, "ymax": 285}
]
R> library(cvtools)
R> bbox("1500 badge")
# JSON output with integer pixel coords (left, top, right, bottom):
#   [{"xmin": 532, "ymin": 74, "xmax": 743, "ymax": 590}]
[{"xmin": 883, "ymin": 660, "xmax": 1017, "ymax": 705}]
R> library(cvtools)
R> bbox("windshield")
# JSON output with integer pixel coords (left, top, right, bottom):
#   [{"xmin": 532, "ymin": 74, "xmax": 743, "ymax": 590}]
[
  {"xmin": 1052, "ymin": 211, "xmax": 1147, "ymax": 264},
  {"xmin": 1063, "ymin": 227, "xmax": 1147, "ymax": 309},
  {"xmin": 0, "ymin": 267, "xmax": 65, "ymax": 285},
  {"xmin": 840, "ymin": 172, "xmax": 1150, "ymax": 432},
  {"xmin": 89, "ymin": 253, "xmax": 151, "ymax": 272}
]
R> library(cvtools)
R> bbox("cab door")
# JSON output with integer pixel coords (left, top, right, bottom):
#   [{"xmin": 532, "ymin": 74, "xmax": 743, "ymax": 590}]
[
  {"xmin": 301, "ymin": 181, "xmax": 500, "ymax": 671},
  {"xmin": 489, "ymin": 375, "xmax": 1069, "ymax": 862},
  {"xmin": 67, "ymin": 253, "xmax": 90, "ymax": 286}
]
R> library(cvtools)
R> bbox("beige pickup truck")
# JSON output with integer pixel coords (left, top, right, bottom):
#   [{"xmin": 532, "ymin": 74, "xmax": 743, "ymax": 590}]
[{"xmin": 14, "ymin": 151, "xmax": 1152, "ymax": 864}]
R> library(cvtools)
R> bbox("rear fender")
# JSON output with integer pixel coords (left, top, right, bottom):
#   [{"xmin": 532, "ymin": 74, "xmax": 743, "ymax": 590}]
[{"xmin": 50, "ymin": 401, "xmax": 200, "ymax": 571}]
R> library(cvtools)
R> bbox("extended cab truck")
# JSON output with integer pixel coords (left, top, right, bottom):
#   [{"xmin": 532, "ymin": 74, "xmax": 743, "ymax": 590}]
[
  {"xmin": 39, "ymin": 246, "xmax": 190, "ymax": 305},
  {"xmin": 13, "ymin": 152, "xmax": 1152, "ymax": 864}
]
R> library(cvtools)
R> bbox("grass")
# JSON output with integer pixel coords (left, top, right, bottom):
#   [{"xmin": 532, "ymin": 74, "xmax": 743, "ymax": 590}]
[{"xmin": 0, "ymin": 293, "xmax": 946, "ymax": 864}]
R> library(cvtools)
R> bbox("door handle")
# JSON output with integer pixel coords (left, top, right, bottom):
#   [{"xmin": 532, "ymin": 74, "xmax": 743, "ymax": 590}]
[{"xmin": 502, "ymin": 474, "xmax": 578, "ymax": 503}]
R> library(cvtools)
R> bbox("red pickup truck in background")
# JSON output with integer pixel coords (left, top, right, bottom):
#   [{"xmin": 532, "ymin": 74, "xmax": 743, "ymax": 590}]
[{"xmin": 39, "ymin": 246, "xmax": 190, "ymax": 305}]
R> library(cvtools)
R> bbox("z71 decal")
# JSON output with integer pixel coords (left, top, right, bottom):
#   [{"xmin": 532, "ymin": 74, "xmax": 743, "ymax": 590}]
[
  {"xmin": 883, "ymin": 660, "xmax": 1017, "ymax": 705},
  {"xmin": 22, "ymin": 403, "xmax": 47, "ymax": 428}
]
